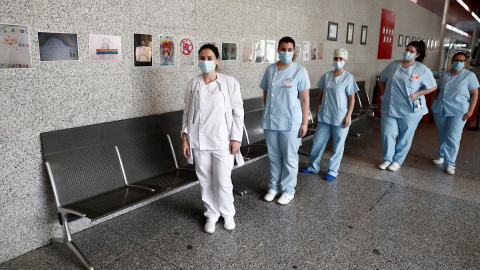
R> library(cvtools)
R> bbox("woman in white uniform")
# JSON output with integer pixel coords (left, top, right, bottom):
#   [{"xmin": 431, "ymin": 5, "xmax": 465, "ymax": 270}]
[
  {"xmin": 378, "ymin": 40, "xmax": 437, "ymax": 171},
  {"xmin": 261, "ymin": 36, "xmax": 310, "ymax": 205},
  {"xmin": 431, "ymin": 52, "xmax": 479, "ymax": 175},
  {"xmin": 301, "ymin": 48, "xmax": 358, "ymax": 181},
  {"xmin": 181, "ymin": 44, "xmax": 244, "ymax": 233}
]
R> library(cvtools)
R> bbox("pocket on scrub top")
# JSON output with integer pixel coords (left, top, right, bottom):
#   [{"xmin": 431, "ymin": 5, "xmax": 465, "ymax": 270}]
[{"xmin": 333, "ymin": 108, "xmax": 349, "ymax": 125}]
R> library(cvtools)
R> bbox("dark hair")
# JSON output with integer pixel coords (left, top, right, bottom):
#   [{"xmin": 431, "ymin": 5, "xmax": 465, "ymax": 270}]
[
  {"xmin": 198, "ymin": 44, "xmax": 220, "ymax": 59},
  {"xmin": 407, "ymin": 40, "xmax": 426, "ymax": 62},
  {"xmin": 452, "ymin": 52, "xmax": 468, "ymax": 62},
  {"xmin": 278, "ymin": 36, "xmax": 297, "ymax": 61}
]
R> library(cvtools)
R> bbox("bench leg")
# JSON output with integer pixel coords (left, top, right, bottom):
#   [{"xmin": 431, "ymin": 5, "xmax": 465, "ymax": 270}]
[
  {"xmin": 55, "ymin": 213, "xmax": 95, "ymax": 270},
  {"xmin": 232, "ymin": 181, "xmax": 247, "ymax": 196}
]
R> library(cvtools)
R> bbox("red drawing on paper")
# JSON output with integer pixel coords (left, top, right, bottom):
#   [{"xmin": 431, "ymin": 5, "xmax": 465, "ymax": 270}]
[
  {"xmin": 377, "ymin": 8, "xmax": 396, "ymax": 59},
  {"xmin": 161, "ymin": 40, "xmax": 173, "ymax": 57},
  {"xmin": 180, "ymin": 38, "xmax": 193, "ymax": 55}
]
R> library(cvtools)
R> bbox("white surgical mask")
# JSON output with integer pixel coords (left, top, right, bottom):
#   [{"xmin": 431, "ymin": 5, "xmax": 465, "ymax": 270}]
[
  {"xmin": 198, "ymin": 61, "xmax": 216, "ymax": 74},
  {"xmin": 404, "ymin": 51, "xmax": 415, "ymax": 61},
  {"xmin": 333, "ymin": 61, "xmax": 345, "ymax": 70}
]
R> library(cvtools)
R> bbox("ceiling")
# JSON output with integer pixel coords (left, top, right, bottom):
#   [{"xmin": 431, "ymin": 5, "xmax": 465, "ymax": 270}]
[{"xmin": 416, "ymin": 0, "xmax": 480, "ymax": 35}]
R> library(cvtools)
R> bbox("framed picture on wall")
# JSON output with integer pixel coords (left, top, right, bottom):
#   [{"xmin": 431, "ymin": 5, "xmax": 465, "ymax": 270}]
[
  {"xmin": 427, "ymin": 39, "xmax": 431, "ymax": 50},
  {"xmin": 398, "ymin": 34, "xmax": 403, "ymax": 46},
  {"xmin": 327, "ymin": 21, "xmax": 338, "ymax": 41},
  {"xmin": 405, "ymin": 35, "xmax": 410, "ymax": 46},
  {"xmin": 346, "ymin": 22, "xmax": 354, "ymax": 44},
  {"xmin": 360, "ymin": 25, "xmax": 368, "ymax": 45},
  {"xmin": 412, "ymin": 37, "xmax": 416, "ymax": 41}
]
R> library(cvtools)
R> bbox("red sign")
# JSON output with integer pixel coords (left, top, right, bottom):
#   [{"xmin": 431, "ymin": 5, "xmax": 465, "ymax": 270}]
[{"xmin": 377, "ymin": 8, "xmax": 396, "ymax": 59}]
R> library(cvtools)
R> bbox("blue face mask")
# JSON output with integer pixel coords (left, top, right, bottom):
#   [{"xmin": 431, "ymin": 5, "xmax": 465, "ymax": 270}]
[
  {"xmin": 404, "ymin": 51, "xmax": 415, "ymax": 61},
  {"xmin": 198, "ymin": 61, "xmax": 216, "ymax": 74},
  {"xmin": 279, "ymin": 52, "xmax": 294, "ymax": 64},
  {"xmin": 452, "ymin": 61, "xmax": 465, "ymax": 71},
  {"xmin": 333, "ymin": 61, "xmax": 345, "ymax": 70}
]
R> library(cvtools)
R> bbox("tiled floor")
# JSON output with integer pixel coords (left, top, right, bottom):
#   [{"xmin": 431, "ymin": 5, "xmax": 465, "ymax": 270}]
[{"xmin": 2, "ymin": 117, "xmax": 480, "ymax": 270}]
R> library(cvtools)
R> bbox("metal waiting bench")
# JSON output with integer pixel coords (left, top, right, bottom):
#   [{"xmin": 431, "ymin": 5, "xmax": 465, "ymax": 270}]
[{"xmin": 41, "ymin": 115, "xmax": 198, "ymax": 270}]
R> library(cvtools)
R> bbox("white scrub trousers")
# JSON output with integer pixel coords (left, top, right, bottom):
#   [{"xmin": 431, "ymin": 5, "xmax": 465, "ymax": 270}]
[
  {"xmin": 193, "ymin": 149, "xmax": 235, "ymax": 220},
  {"xmin": 307, "ymin": 122, "xmax": 350, "ymax": 177},
  {"xmin": 381, "ymin": 114, "xmax": 423, "ymax": 165},
  {"xmin": 264, "ymin": 129, "xmax": 301, "ymax": 196},
  {"xmin": 433, "ymin": 115, "xmax": 466, "ymax": 167}
]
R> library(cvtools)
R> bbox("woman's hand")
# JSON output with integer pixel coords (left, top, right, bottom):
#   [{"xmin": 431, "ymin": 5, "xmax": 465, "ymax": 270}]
[
  {"xmin": 182, "ymin": 140, "xmax": 191, "ymax": 159},
  {"xmin": 229, "ymin": 140, "xmax": 241, "ymax": 155},
  {"xmin": 342, "ymin": 116, "xmax": 351, "ymax": 128},
  {"xmin": 298, "ymin": 123, "xmax": 308, "ymax": 138},
  {"xmin": 463, "ymin": 110, "xmax": 474, "ymax": 121},
  {"xmin": 409, "ymin": 92, "xmax": 420, "ymax": 101}
]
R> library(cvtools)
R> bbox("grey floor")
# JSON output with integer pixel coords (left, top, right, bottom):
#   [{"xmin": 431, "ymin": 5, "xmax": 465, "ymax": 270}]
[{"xmin": 2, "ymin": 117, "xmax": 480, "ymax": 270}]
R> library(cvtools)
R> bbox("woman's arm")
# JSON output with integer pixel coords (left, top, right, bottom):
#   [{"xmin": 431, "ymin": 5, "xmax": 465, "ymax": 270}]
[
  {"xmin": 299, "ymin": 89, "xmax": 310, "ymax": 138},
  {"xmin": 379, "ymin": 81, "xmax": 386, "ymax": 96},
  {"xmin": 343, "ymin": 93, "xmax": 356, "ymax": 128},
  {"xmin": 229, "ymin": 79, "xmax": 244, "ymax": 154},
  {"xmin": 463, "ymin": 88, "xmax": 479, "ymax": 121},
  {"xmin": 409, "ymin": 86, "xmax": 437, "ymax": 101}
]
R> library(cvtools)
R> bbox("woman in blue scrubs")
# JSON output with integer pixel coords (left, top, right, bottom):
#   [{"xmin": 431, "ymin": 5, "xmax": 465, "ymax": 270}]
[
  {"xmin": 301, "ymin": 48, "xmax": 359, "ymax": 181},
  {"xmin": 260, "ymin": 36, "xmax": 310, "ymax": 205},
  {"xmin": 431, "ymin": 52, "xmax": 479, "ymax": 175},
  {"xmin": 378, "ymin": 40, "xmax": 437, "ymax": 171}
]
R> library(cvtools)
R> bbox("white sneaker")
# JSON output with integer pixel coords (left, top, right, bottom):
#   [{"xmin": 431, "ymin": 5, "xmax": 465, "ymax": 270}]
[
  {"xmin": 277, "ymin": 193, "xmax": 294, "ymax": 205},
  {"xmin": 378, "ymin": 161, "xmax": 391, "ymax": 170},
  {"xmin": 432, "ymin": 158, "xmax": 444, "ymax": 165},
  {"xmin": 224, "ymin": 217, "xmax": 235, "ymax": 231},
  {"xmin": 204, "ymin": 218, "xmax": 217, "ymax": 234},
  {"xmin": 446, "ymin": 165, "xmax": 455, "ymax": 175},
  {"xmin": 264, "ymin": 189, "xmax": 278, "ymax": 202},
  {"xmin": 387, "ymin": 162, "xmax": 401, "ymax": 171}
]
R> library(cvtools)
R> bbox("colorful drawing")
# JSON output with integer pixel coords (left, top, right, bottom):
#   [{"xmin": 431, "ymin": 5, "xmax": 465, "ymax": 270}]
[
  {"xmin": 160, "ymin": 35, "xmax": 175, "ymax": 66},
  {"xmin": 254, "ymin": 40, "xmax": 265, "ymax": 63},
  {"xmin": 317, "ymin": 43, "xmax": 324, "ymax": 60},
  {"xmin": 89, "ymin": 34, "xmax": 122, "ymax": 61},
  {"xmin": 221, "ymin": 42, "xmax": 237, "ymax": 60},
  {"xmin": 242, "ymin": 39, "xmax": 253, "ymax": 63},
  {"xmin": 134, "ymin": 34, "xmax": 152, "ymax": 66},
  {"xmin": 310, "ymin": 42, "xmax": 318, "ymax": 60},
  {"xmin": 178, "ymin": 36, "xmax": 194, "ymax": 65},
  {"xmin": 302, "ymin": 41, "xmax": 310, "ymax": 61},
  {"xmin": 0, "ymin": 24, "xmax": 32, "ymax": 68},
  {"xmin": 38, "ymin": 32, "xmax": 79, "ymax": 61}
]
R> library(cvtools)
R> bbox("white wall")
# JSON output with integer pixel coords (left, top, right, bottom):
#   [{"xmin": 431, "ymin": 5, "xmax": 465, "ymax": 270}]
[{"xmin": 0, "ymin": 0, "xmax": 442, "ymax": 263}]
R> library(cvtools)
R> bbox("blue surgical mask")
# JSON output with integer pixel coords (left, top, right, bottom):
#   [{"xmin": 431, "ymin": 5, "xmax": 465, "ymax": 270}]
[
  {"xmin": 333, "ymin": 61, "xmax": 345, "ymax": 70},
  {"xmin": 404, "ymin": 51, "xmax": 415, "ymax": 61},
  {"xmin": 279, "ymin": 52, "xmax": 294, "ymax": 64},
  {"xmin": 452, "ymin": 61, "xmax": 465, "ymax": 71},
  {"xmin": 198, "ymin": 61, "xmax": 216, "ymax": 74}
]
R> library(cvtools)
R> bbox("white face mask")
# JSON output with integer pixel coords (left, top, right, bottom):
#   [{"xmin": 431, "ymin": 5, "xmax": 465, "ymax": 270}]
[
  {"xmin": 404, "ymin": 51, "xmax": 415, "ymax": 61},
  {"xmin": 333, "ymin": 61, "xmax": 345, "ymax": 70},
  {"xmin": 198, "ymin": 60, "xmax": 216, "ymax": 74}
]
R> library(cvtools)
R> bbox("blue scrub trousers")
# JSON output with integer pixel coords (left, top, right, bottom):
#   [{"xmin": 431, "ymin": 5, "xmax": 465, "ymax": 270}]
[
  {"xmin": 264, "ymin": 129, "xmax": 301, "ymax": 196},
  {"xmin": 433, "ymin": 115, "xmax": 466, "ymax": 167},
  {"xmin": 307, "ymin": 122, "xmax": 350, "ymax": 177},
  {"xmin": 381, "ymin": 114, "xmax": 423, "ymax": 165}
]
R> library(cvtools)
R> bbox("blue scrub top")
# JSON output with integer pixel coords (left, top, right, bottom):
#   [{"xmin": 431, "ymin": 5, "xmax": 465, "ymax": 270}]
[
  {"xmin": 260, "ymin": 62, "xmax": 311, "ymax": 131},
  {"xmin": 380, "ymin": 60, "xmax": 437, "ymax": 118},
  {"xmin": 316, "ymin": 70, "xmax": 359, "ymax": 126},
  {"xmin": 431, "ymin": 69, "xmax": 479, "ymax": 117}
]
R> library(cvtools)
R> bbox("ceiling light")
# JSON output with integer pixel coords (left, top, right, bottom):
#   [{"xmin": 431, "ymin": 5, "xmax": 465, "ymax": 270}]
[{"xmin": 456, "ymin": 0, "xmax": 470, "ymax": 13}]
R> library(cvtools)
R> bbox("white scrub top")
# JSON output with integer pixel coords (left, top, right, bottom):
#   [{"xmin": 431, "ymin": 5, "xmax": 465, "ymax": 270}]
[
  {"xmin": 316, "ymin": 70, "xmax": 359, "ymax": 126},
  {"xmin": 380, "ymin": 60, "xmax": 437, "ymax": 118},
  {"xmin": 189, "ymin": 80, "xmax": 230, "ymax": 150},
  {"xmin": 260, "ymin": 62, "xmax": 311, "ymax": 131},
  {"xmin": 431, "ymin": 69, "xmax": 479, "ymax": 117}
]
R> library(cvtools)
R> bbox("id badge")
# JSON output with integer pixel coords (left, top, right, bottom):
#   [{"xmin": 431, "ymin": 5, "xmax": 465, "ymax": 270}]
[
  {"xmin": 283, "ymin": 80, "xmax": 293, "ymax": 88},
  {"xmin": 413, "ymin": 98, "xmax": 422, "ymax": 112},
  {"xmin": 410, "ymin": 74, "xmax": 419, "ymax": 81}
]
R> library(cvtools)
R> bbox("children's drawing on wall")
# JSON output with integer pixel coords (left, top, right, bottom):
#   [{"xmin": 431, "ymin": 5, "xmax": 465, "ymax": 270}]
[
  {"xmin": 179, "ymin": 37, "xmax": 194, "ymax": 65},
  {"xmin": 310, "ymin": 42, "xmax": 318, "ymax": 60},
  {"xmin": 159, "ymin": 35, "xmax": 175, "ymax": 66},
  {"xmin": 265, "ymin": 40, "xmax": 275, "ymax": 63},
  {"xmin": 295, "ymin": 44, "xmax": 301, "ymax": 61},
  {"xmin": 302, "ymin": 41, "xmax": 310, "ymax": 61},
  {"xmin": 134, "ymin": 34, "xmax": 152, "ymax": 66},
  {"xmin": 38, "ymin": 32, "xmax": 78, "ymax": 61},
  {"xmin": 317, "ymin": 43, "xmax": 324, "ymax": 60},
  {"xmin": 242, "ymin": 39, "xmax": 253, "ymax": 63},
  {"xmin": 221, "ymin": 42, "xmax": 237, "ymax": 60},
  {"xmin": 89, "ymin": 34, "xmax": 122, "ymax": 61},
  {"xmin": 0, "ymin": 24, "xmax": 32, "ymax": 68},
  {"xmin": 254, "ymin": 39, "xmax": 265, "ymax": 63}
]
